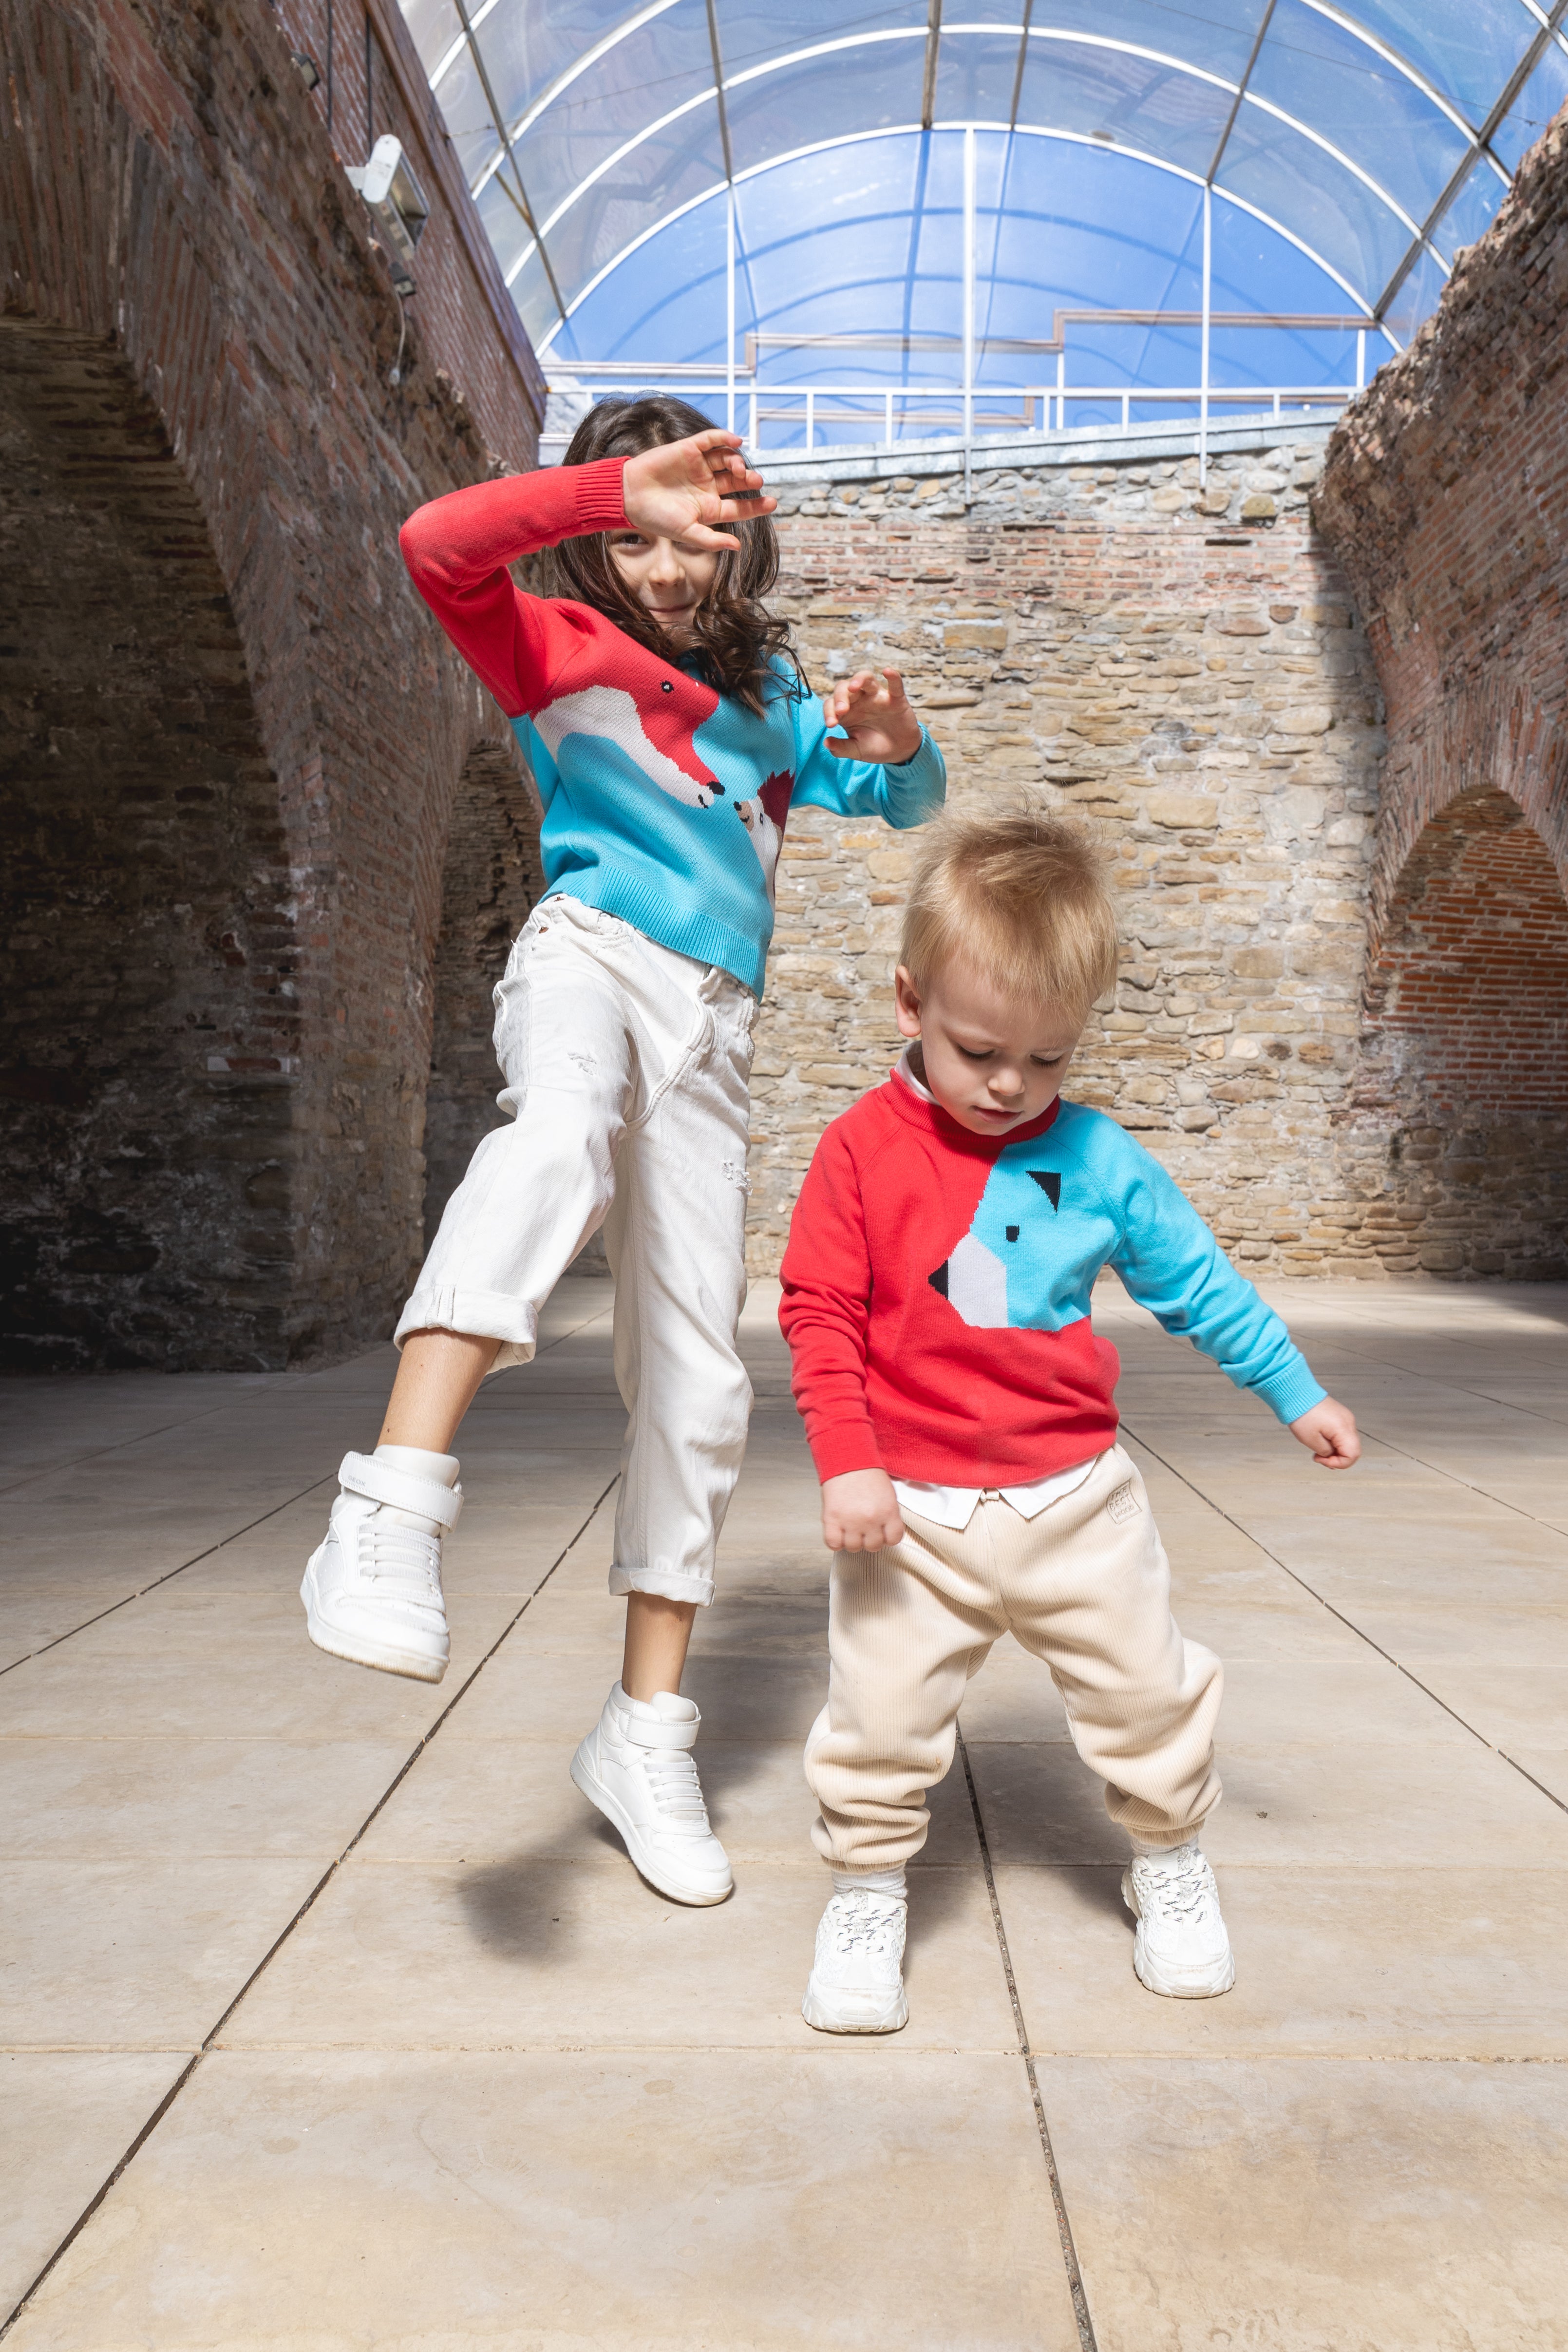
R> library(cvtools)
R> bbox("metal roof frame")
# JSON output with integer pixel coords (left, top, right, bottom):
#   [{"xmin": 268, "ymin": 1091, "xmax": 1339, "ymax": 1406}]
[
  {"xmin": 496, "ymin": 26, "xmax": 1444, "ymax": 308},
  {"xmin": 532, "ymin": 119, "xmax": 1404, "ymax": 356},
  {"xmin": 404, "ymin": 0, "xmax": 1565, "ymax": 374}
]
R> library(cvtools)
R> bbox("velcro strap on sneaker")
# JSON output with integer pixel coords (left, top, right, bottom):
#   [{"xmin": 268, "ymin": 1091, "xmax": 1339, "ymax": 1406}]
[
  {"xmin": 337, "ymin": 1451, "xmax": 463, "ymax": 1531},
  {"xmin": 619, "ymin": 1706, "xmax": 700, "ymax": 1751}
]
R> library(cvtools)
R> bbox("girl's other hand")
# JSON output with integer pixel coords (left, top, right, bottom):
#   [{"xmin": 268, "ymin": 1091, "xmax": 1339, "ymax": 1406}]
[
  {"xmin": 1289, "ymin": 1397, "xmax": 1361, "ymax": 1469},
  {"xmin": 621, "ymin": 430, "xmax": 776, "ymax": 551},
  {"xmin": 822, "ymin": 669, "xmax": 923, "ymax": 766},
  {"xmin": 821, "ymin": 1469, "xmax": 906, "ymax": 1554}
]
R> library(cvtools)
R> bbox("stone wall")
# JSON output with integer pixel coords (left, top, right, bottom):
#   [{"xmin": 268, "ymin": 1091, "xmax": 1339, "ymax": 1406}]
[
  {"xmin": 745, "ymin": 425, "xmax": 1390, "ymax": 1280},
  {"xmin": 1316, "ymin": 107, "xmax": 1568, "ymax": 1280},
  {"xmin": 0, "ymin": 0, "xmax": 544, "ymax": 1368}
]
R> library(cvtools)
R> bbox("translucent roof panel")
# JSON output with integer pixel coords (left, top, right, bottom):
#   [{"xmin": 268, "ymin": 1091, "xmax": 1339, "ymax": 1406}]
[{"xmin": 398, "ymin": 0, "xmax": 1568, "ymax": 434}]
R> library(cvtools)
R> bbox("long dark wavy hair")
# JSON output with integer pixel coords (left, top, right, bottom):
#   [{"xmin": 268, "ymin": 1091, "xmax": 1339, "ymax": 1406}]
[{"xmin": 546, "ymin": 395, "xmax": 798, "ymax": 716}]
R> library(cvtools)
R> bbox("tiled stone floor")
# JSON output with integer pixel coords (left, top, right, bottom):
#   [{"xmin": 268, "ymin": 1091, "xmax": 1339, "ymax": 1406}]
[{"xmin": 2, "ymin": 1275, "xmax": 1567, "ymax": 2349}]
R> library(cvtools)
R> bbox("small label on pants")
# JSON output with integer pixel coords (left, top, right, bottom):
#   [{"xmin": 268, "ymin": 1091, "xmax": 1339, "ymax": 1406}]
[{"xmin": 1107, "ymin": 1479, "xmax": 1141, "ymax": 1523}]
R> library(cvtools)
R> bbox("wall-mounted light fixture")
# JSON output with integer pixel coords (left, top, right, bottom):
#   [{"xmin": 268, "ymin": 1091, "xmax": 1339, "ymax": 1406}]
[
  {"xmin": 290, "ymin": 49, "xmax": 321, "ymax": 90},
  {"xmin": 345, "ymin": 135, "xmax": 429, "ymax": 300}
]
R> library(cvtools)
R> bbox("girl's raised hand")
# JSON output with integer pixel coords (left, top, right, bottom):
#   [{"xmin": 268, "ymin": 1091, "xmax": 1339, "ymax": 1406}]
[
  {"xmin": 621, "ymin": 430, "xmax": 775, "ymax": 551},
  {"xmin": 822, "ymin": 669, "xmax": 923, "ymax": 766}
]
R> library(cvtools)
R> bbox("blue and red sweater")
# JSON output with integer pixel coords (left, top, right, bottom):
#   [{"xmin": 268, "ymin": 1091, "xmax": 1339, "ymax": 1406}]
[
  {"xmin": 400, "ymin": 459, "xmax": 947, "ymax": 996},
  {"xmin": 780, "ymin": 1065, "xmax": 1327, "ymax": 1486}
]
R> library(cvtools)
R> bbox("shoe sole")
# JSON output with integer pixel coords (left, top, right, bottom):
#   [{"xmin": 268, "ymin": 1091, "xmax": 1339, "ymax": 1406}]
[
  {"xmin": 1122, "ymin": 1871, "xmax": 1235, "ymax": 1999},
  {"xmin": 301, "ymin": 1570, "xmax": 448, "ymax": 1685},
  {"xmin": 569, "ymin": 1745, "xmax": 733, "ymax": 1908},
  {"xmin": 801, "ymin": 1978, "xmax": 908, "ymax": 2034}
]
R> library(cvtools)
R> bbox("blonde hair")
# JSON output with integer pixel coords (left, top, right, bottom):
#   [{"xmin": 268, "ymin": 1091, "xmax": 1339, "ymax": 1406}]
[{"xmin": 900, "ymin": 806, "xmax": 1119, "ymax": 1015}]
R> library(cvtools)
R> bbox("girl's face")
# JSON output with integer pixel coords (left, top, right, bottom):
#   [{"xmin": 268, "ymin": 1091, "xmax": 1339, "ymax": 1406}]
[{"xmin": 607, "ymin": 528, "xmax": 721, "ymax": 641}]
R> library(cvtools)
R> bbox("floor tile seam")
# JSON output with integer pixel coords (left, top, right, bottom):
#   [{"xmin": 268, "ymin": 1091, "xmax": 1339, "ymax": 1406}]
[
  {"xmin": 296, "ymin": 1856, "xmax": 990, "ymax": 1876},
  {"xmin": 1028, "ymin": 2051, "xmax": 1568, "ymax": 2068},
  {"xmin": 987, "ymin": 1858, "xmax": 1568, "ymax": 1871},
  {"xmin": 956, "ymin": 1727, "xmax": 1098, "ymax": 2352},
  {"xmin": 0, "ymin": 2046, "xmax": 201, "ymax": 2057},
  {"xmin": 200, "ymin": 2039, "xmax": 1032, "ymax": 2057},
  {"xmin": 0, "ymin": 2043, "xmax": 1037, "ymax": 2064},
  {"xmin": 0, "ymin": 1392, "xmax": 306, "ymax": 1497},
  {"xmin": 0, "ymin": 1474, "xmax": 346, "ymax": 1684},
  {"xmin": 1350, "ymin": 1423, "xmax": 1568, "ymax": 1535},
  {"xmin": 0, "ymin": 1470, "xmax": 621, "ymax": 2346},
  {"xmin": 1119, "ymin": 1420, "xmax": 1568, "ymax": 1824},
  {"xmin": 0, "ymin": 2049, "xmax": 201, "ymax": 2344}
]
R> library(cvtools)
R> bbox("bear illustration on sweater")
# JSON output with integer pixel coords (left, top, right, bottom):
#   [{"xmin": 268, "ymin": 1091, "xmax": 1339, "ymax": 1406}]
[{"xmin": 928, "ymin": 1146, "xmax": 1069, "ymax": 1331}]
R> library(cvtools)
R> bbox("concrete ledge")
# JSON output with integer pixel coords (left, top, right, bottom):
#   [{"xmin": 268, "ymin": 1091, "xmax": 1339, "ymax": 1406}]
[
  {"xmin": 539, "ymin": 412, "xmax": 1342, "ymax": 481},
  {"xmin": 756, "ymin": 414, "xmax": 1341, "ymax": 486}
]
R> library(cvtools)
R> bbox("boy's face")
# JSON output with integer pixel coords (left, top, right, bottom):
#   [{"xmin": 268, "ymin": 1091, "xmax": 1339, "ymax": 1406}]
[
  {"xmin": 607, "ymin": 529, "xmax": 720, "ymax": 641},
  {"xmin": 894, "ymin": 961, "xmax": 1083, "ymax": 1137}
]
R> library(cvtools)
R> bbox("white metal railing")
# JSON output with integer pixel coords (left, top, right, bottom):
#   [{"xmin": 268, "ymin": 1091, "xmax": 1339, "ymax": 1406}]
[{"xmin": 542, "ymin": 378, "xmax": 1355, "ymax": 459}]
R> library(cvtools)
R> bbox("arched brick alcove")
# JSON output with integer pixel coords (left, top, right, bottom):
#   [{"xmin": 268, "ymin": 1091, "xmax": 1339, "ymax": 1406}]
[
  {"xmin": 1345, "ymin": 787, "xmax": 1568, "ymax": 1277},
  {"xmin": 421, "ymin": 739, "xmax": 543, "ymax": 1252},
  {"xmin": 0, "ymin": 323, "xmax": 299, "ymax": 1368}
]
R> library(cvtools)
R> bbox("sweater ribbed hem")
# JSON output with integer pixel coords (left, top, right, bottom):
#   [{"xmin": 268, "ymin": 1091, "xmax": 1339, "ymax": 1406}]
[{"xmin": 545, "ymin": 873, "xmax": 765, "ymax": 997}]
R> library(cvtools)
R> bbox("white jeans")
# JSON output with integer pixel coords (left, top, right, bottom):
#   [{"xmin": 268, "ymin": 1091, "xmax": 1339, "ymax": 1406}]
[{"xmin": 398, "ymin": 897, "xmax": 757, "ymax": 1606}]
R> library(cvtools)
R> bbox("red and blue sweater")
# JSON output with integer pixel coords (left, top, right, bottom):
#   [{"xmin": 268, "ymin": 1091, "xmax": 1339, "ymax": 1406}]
[
  {"xmin": 780, "ymin": 1066, "xmax": 1326, "ymax": 1485},
  {"xmin": 400, "ymin": 459, "xmax": 946, "ymax": 997}
]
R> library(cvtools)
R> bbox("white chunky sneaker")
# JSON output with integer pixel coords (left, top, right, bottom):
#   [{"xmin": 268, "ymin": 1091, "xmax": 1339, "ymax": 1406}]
[
  {"xmin": 300, "ymin": 1447, "xmax": 461, "ymax": 1684},
  {"xmin": 802, "ymin": 1881, "xmax": 909, "ymax": 2034},
  {"xmin": 570, "ymin": 1682, "xmax": 733, "ymax": 1906},
  {"xmin": 1122, "ymin": 1840, "xmax": 1235, "ymax": 1998}
]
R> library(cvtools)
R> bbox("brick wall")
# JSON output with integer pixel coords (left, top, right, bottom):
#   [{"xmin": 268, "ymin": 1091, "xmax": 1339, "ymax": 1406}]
[
  {"xmin": 745, "ymin": 429, "xmax": 1389, "ymax": 1280},
  {"xmin": 1344, "ymin": 789, "xmax": 1568, "ymax": 1276},
  {"xmin": 422, "ymin": 735, "xmax": 542, "ymax": 1253},
  {"xmin": 1315, "ymin": 105, "xmax": 1568, "ymax": 1279},
  {"xmin": 0, "ymin": 0, "xmax": 544, "ymax": 1367}
]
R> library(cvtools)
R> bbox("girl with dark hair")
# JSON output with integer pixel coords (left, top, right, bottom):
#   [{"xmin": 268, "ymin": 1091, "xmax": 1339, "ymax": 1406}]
[{"xmin": 299, "ymin": 398, "xmax": 946, "ymax": 1907}]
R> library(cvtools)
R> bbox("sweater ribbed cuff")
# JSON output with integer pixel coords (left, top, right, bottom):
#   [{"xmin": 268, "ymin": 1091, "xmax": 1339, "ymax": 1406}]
[
  {"xmin": 1252, "ymin": 1358, "xmax": 1328, "ymax": 1426},
  {"xmin": 567, "ymin": 455, "xmax": 631, "ymax": 533},
  {"xmin": 809, "ymin": 1423, "xmax": 888, "ymax": 1483}
]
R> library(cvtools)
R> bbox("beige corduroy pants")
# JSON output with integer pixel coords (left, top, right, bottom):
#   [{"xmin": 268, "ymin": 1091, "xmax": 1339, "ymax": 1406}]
[{"xmin": 805, "ymin": 1443, "xmax": 1223, "ymax": 1871}]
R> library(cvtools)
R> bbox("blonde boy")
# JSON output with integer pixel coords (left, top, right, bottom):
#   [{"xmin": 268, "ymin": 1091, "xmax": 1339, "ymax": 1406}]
[{"xmin": 779, "ymin": 810, "xmax": 1359, "ymax": 2032}]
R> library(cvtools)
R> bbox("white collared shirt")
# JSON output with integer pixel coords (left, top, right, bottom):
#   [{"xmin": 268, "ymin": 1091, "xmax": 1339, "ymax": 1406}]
[{"xmin": 891, "ymin": 1452, "xmax": 1106, "ymax": 1532}]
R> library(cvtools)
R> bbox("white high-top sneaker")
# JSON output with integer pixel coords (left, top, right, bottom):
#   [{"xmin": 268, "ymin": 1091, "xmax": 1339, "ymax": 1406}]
[
  {"xmin": 570, "ymin": 1683, "xmax": 733, "ymax": 1906},
  {"xmin": 301, "ymin": 1447, "xmax": 461, "ymax": 1685},
  {"xmin": 1122, "ymin": 1840, "xmax": 1235, "ymax": 1997},
  {"xmin": 802, "ymin": 1876, "xmax": 909, "ymax": 2034}
]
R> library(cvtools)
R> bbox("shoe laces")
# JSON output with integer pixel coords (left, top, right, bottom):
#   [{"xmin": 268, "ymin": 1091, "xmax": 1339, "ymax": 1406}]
[
  {"xmin": 823, "ymin": 1888, "xmax": 906, "ymax": 1962},
  {"xmin": 1135, "ymin": 1845, "xmax": 1218, "ymax": 1927},
  {"xmin": 640, "ymin": 1745, "xmax": 711, "ymax": 1828},
  {"xmin": 355, "ymin": 1512, "xmax": 443, "ymax": 1605}
]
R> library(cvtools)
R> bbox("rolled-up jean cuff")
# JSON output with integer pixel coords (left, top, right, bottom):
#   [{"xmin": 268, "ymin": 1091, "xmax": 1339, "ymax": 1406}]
[
  {"xmin": 609, "ymin": 1563, "xmax": 716, "ymax": 1608},
  {"xmin": 394, "ymin": 1286, "xmax": 539, "ymax": 1374}
]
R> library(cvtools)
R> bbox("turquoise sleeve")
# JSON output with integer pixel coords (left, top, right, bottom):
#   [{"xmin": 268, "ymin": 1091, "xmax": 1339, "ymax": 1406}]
[
  {"xmin": 787, "ymin": 689, "xmax": 946, "ymax": 830},
  {"xmin": 1096, "ymin": 1133, "xmax": 1327, "ymax": 1424}
]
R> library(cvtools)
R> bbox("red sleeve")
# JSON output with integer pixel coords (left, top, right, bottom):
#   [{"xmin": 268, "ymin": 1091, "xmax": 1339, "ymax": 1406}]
[
  {"xmin": 397, "ymin": 457, "xmax": 630, "ymax": 717},
  {"xmin": 778, "ymin": 1121, "xmax": 885, "ymax": 1482}
]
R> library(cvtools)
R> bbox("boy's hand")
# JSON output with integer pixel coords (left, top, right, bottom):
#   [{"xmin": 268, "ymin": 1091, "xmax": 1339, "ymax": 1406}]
[
  {"xmin": 822, "ymin": 669, "xmax": 923, "ymax": 766},
  {"xmin": 822, "ymin": 1469, "xmax": 906, "ymax": 1554},
  {"xmin": 1289, "ymin": 1398, "xmax": 1360, "ymax": 1469},
  {"xmin": 621, "ymin": 430, "xmax": 775, "ymax": 551}
]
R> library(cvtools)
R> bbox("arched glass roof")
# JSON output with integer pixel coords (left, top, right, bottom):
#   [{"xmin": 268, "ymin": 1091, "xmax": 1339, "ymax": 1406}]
[{"xmin": 399, "ymin": 2, "xmax": 1568, "ymax": 445}]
